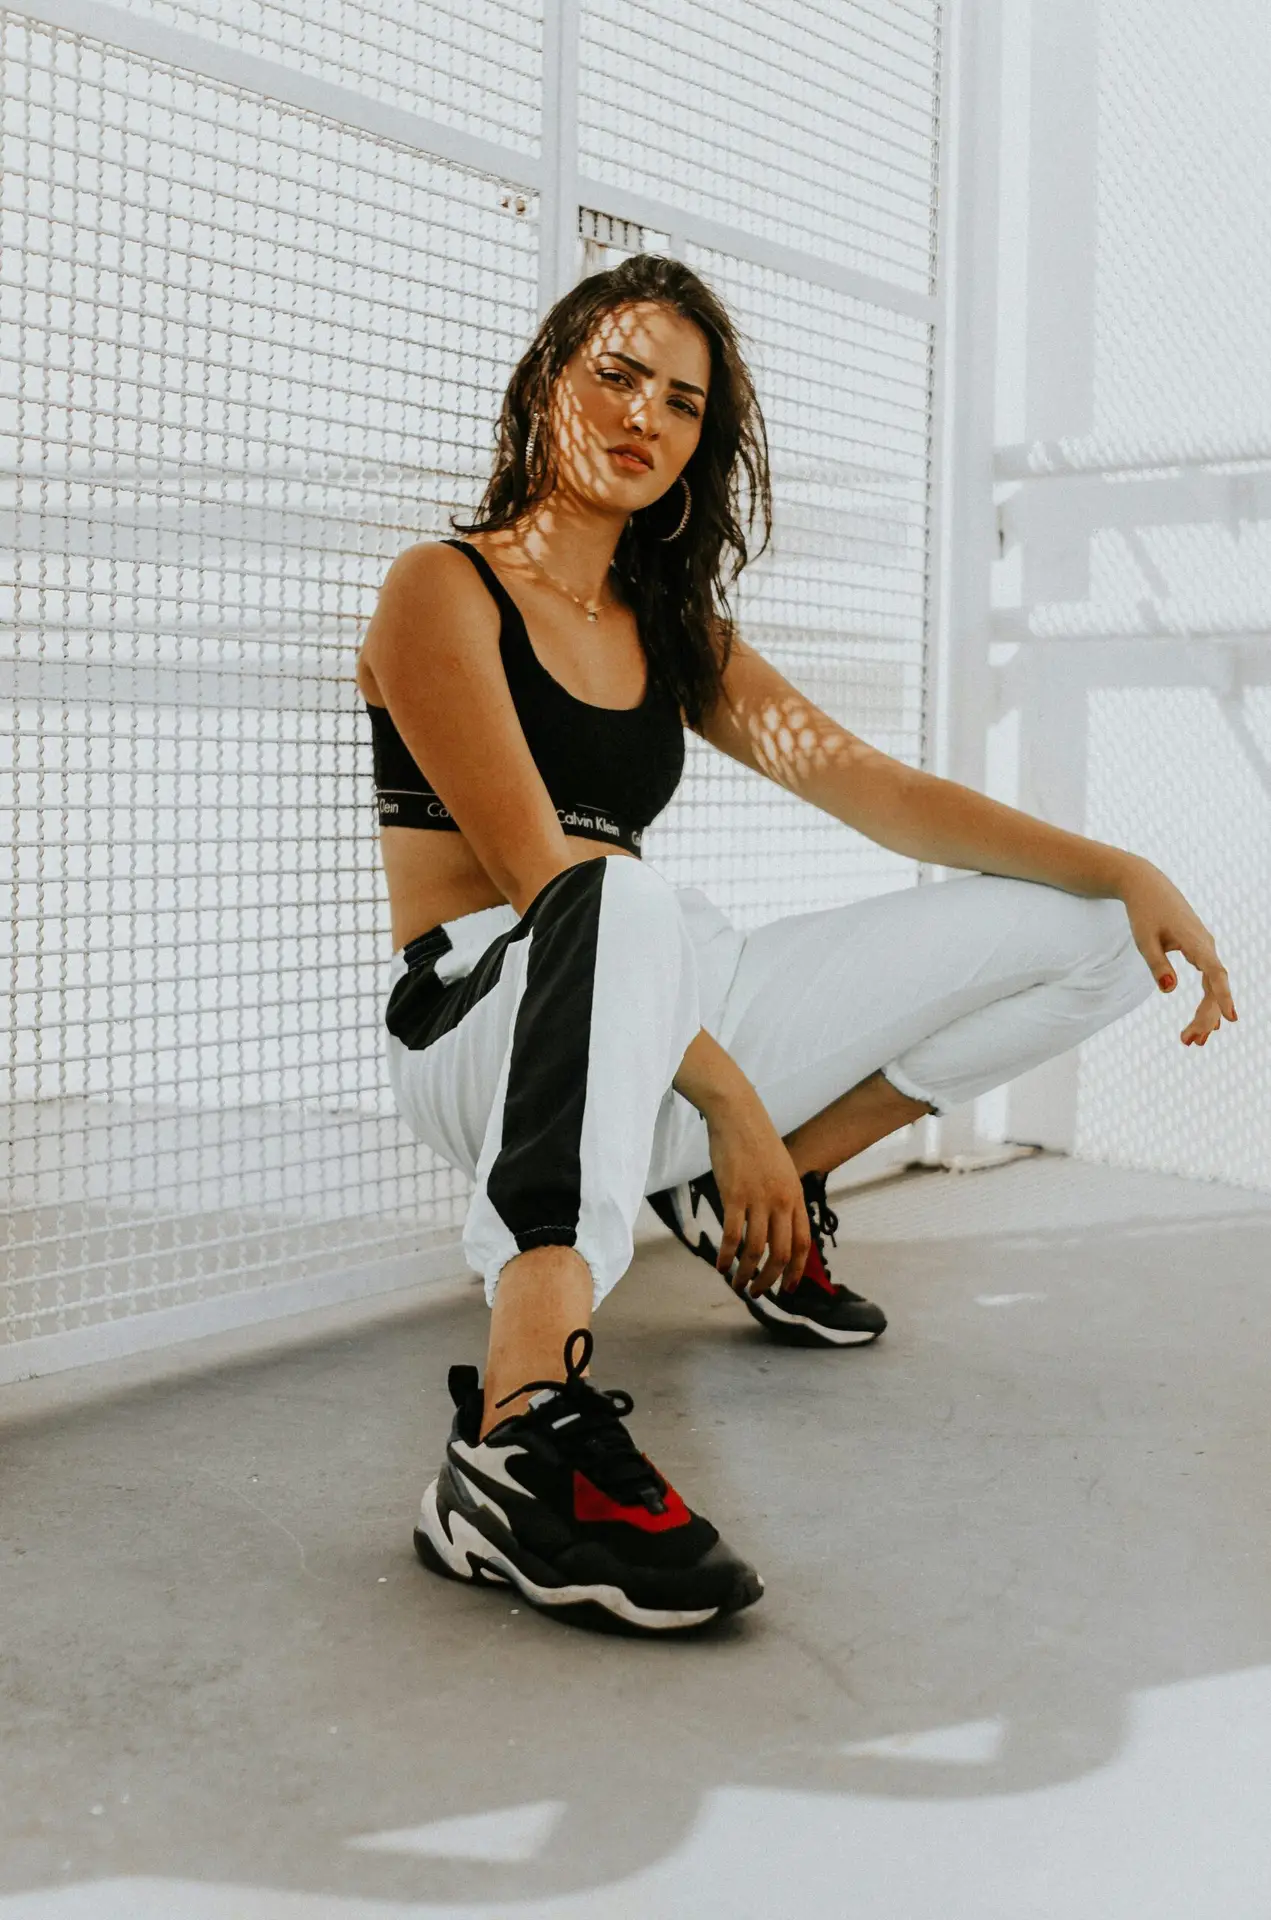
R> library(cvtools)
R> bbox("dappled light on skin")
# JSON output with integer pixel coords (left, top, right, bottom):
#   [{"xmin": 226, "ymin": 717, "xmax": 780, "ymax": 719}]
[
  {"xmin": 502, "ymin": 298, "xmax": 711, "ymax": 607},
  {"xmin": 461, "ymin": 300, "xmax": 711, "ymax": 702},
  {"xmin": 741, "ymin": 692, "xmax": 877, "ymax": 792}
]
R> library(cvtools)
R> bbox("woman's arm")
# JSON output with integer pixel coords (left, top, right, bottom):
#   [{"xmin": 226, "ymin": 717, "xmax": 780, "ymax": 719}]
[
  {"xmin": 362, "ymin": 542, "xmax": 581, "ymax": 915},
  {"xmin": 696, "ymin": 633, "xmax": 1131, "ymax": 896},
  {"xmin": 697, "ymin": 635, "xmax": 1237, "ymax": 1039},
  {"xmin": 672, "ymin": 1025, "xmax": 812, "ymax": 1297}
]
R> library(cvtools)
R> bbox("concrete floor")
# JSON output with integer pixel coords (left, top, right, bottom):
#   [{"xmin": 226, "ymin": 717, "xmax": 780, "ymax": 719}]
[{"xmin": 5, "ymin": 1155, "xmax": 1271, "ymax": 1919}]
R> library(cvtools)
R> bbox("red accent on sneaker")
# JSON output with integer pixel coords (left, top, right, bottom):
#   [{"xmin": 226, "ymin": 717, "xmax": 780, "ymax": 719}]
[
  {"xmin": 801, "ymin": 1239, "xmax": 839, "ymax": 1296},
  {"xmin": 572, "ymin": 1471, "xmax": 692, "ymax": 1532}
]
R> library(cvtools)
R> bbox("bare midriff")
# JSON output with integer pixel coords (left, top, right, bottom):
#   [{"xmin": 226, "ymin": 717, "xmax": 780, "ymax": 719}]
[{"xmin": 355, "ymin": 651, "xmax": 639, "ymax": 952}]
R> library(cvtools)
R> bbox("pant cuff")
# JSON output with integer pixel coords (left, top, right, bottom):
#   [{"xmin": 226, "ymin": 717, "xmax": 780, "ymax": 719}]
[
  {"xmin": 483, "ymin": 1241, "xmax": 610, "ymax": 1314},
  {"xmin": 879, "ymin": 1058, "xmax": 943, "ymax": 1116}
]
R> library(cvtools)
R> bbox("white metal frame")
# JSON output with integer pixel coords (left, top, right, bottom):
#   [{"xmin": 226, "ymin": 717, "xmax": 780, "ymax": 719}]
[
  {"xmin": 2, "ymin": 0, "xmax": 963, "ymax": 1376},
  {"xmin": 918, "ymin": 0, "xmax": 1028, "ymax": 1170}
]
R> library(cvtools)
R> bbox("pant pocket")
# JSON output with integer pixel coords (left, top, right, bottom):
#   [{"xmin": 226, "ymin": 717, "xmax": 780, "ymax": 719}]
[{"xmin": 435, "ymin": 901, "xmax": 519, "ymax": 985}]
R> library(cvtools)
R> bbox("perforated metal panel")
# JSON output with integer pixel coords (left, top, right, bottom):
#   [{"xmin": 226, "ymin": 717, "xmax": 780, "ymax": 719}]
[{"xmin": 1, "ymin": 9, "xmax": 539, "ymax": 1351}]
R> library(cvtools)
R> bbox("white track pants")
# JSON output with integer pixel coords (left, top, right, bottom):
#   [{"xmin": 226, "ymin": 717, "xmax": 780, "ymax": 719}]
[{"xmin": 383, "ymin": 858, "xmax": 1153, "ymax": 1311}]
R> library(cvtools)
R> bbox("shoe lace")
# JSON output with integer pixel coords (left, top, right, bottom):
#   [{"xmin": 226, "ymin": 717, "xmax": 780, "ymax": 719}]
[
  {"xmin": 494, "ymin": 1327, "xmax": 665, "ymax": 1508},
  {"xmin": 801, "ymin": 1171, "xmax": 841, "ymax": 1293},
  {"xmin": 803, "ymin": 1170, "xmax": 839, "ymax": 1253}
]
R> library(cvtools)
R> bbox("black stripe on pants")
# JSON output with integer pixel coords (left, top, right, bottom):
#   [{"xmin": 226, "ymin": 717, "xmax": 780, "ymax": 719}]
[{"xmin": 485, "ymin": 860, "xmax": 606, "ymax": 1256}]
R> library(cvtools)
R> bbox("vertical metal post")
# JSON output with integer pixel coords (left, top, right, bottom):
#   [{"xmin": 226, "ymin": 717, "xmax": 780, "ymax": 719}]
[
  {"xmin": 538, "ymin": 0, "xmax": 581, "ymax": 317},
  {"xmin": 923, "ymin": 0, "xmax": 1008, "ymax": 1165},
  {"xmin": 1002, "ymin": 0, "xmax": 1101, "ymax": 1154}
]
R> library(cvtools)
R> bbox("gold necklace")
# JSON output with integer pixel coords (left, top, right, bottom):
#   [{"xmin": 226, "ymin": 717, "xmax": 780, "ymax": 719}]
[{"xmin": 515, "ymin": 536, "xmax": 616, "ymax": 623}]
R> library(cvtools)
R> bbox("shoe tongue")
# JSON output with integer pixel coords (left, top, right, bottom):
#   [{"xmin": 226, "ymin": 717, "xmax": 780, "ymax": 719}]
[
  {"xmin": 521, "ymin": 1383, "xmax": 663, "ymax": 1506},
  {"xmin": 527, "ymin": 1384, "xmax": 598, "ymax": 1433},
  {"xmin": 528, "ymin": 1379, "xmax": 610, "ymax": 1415}
]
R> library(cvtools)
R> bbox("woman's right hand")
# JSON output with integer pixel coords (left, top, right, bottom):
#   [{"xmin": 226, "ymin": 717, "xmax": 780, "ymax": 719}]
[{"xmin": 704, "ymin": 1090, "xmax": 812, "ymax": 1299}]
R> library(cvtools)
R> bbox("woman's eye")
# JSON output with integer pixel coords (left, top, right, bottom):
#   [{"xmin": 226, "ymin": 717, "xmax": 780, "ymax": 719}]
[{"xmin": 598, "ymin": 366, "xmax": 697, "ymax": 418}]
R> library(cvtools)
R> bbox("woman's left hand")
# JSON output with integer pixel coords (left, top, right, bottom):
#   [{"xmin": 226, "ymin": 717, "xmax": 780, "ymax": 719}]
[{"xmin": 1118, "ymin": 857, "xmax": 1238, "ymax": 1046}]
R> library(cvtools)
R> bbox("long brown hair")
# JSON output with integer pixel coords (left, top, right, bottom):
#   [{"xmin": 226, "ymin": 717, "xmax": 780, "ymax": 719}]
[{"xmin": 451, "ymin": 254, "xmax": 772, "ymax": 732}]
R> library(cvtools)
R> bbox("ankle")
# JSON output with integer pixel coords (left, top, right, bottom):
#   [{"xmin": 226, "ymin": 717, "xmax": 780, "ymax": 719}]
[{"xmin": 480, "ymin": 1246, "xmax": 594, "ymax": 1440}]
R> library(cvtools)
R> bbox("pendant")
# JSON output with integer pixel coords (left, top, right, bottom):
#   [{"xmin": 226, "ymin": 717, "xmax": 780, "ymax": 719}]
[{"xmin": 586, "ymin": 609, "xmax": 598, "ymax": 622}]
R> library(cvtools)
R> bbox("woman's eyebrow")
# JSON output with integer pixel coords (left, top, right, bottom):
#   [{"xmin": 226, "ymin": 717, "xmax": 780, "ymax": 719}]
[{"xmin": 605, "ymin": 348, "xmax": 706, "ymax": 400}]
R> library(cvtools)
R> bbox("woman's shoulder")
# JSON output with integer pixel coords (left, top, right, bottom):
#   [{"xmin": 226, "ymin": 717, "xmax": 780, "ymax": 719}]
[
  {"xmin": 382, "ymin": 535, "xmax": 476, "ymax": 587},
  {"xmin": 360, "ymin": 539, "xmax": 502, "ymax": 691},
  {"xmin": 376, "ymin": 538, "xmax": 504, "ymax": 628}
]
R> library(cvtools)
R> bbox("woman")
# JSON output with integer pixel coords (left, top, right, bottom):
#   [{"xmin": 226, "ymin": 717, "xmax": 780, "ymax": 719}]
[{"xmin": 356, "ymin": 254, "xmax": 1236, "ymax": 1636}]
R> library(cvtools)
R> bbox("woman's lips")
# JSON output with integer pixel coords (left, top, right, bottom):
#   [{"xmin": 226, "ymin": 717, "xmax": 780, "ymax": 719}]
[{"xmin": 608, "ymin": 448, "xmax": 653, "ymax": 473}]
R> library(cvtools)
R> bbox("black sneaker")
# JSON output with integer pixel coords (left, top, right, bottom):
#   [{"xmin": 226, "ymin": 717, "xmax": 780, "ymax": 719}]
[
  {"xmin": 648, "ymin": 1167, "xmax": 887, "ymax": 1349},
  {"xmin": 414, "ymin": 1328, "xmax": 764, "ymax": 1634}
]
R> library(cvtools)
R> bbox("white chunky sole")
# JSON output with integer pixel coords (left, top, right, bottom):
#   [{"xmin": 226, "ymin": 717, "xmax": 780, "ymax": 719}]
[
  {"xmin": 746, "ymin": 1291, "xmax": 880, "ymax": 1345},
  {"xmin": 415, "ymin": 1479, "xmax": 725, "ymax": 1632}
]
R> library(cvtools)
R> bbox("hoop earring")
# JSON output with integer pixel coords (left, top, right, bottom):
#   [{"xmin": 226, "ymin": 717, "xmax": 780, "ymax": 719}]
[
  {"xmin": 524, "ymin": 410, "xmax": 539, "ymax": 471},
  {"xmin": 660, "ymin": 474, "xmax": 691, "ymax": 542}
]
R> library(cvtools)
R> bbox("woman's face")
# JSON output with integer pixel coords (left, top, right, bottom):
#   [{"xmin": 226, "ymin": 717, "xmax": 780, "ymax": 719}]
[{"xmin": 547, "ymin": 299, "xmax": 711, "ymax": 518}]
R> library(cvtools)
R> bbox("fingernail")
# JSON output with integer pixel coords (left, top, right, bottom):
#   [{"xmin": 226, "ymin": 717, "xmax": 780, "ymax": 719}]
[{"xmin": 1161, "ymin": 974, "xmax": 1175, "ymax": 990}]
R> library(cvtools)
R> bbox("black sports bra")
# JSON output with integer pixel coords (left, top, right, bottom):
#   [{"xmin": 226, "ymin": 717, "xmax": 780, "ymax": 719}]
[{"xmin": 365, "ymin": 538, "xmax": 685, "ymax": 858}]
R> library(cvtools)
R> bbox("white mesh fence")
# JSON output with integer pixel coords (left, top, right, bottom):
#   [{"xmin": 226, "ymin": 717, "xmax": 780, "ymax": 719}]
[
  {"xmin": 2, "ymin": 0, "xmax": 944, "ymax": 1369},
  {"xmin": 578, "ymin": 0, "xmax": 941, "ymax": 294}
]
